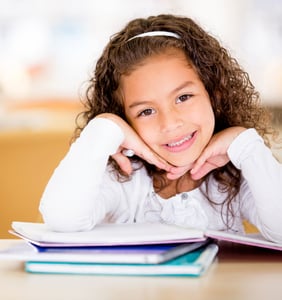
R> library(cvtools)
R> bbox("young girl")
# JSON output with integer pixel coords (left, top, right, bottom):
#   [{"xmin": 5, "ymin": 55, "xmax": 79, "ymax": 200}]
[{"xmin": 39, "ymin": 14, "xmax": 282, "ymax": 243}]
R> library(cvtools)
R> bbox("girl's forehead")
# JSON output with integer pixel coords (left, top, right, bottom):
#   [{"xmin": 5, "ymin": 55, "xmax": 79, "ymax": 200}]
[{"xmin": 120, "ymin": 52, "xmax": 202, "ymax": 93}]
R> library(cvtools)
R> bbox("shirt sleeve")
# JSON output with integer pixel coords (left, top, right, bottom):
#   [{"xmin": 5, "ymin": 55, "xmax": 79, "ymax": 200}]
[
  {"xmin": 39, "ymin": 117, "xmax": 125, "ymax": 232},
  {"xmin": 228, "ymin": 128, "xmax": 282, "ymax": 243}
]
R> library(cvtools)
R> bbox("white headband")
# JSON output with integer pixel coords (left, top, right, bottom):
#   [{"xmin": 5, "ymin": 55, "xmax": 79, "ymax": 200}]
[{"xmin": 127, "ymin": 31, "xmax": 181, "ymax": 42}]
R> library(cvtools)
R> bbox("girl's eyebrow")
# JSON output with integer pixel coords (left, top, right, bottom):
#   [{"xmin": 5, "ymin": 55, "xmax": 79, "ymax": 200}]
[
  {"xmin": 128, "ymin": 81, "xmax": 195, "ymax": 109},
  {"xmin": 171, "ymin": 80, "xmax": 194, "ymax": 94},
  {"xmin": 128, "ymin": 100, "xmax": 151, "ymax": 109}
]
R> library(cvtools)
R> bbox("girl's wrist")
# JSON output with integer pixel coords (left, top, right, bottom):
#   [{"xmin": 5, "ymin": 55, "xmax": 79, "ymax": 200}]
[{"xmin": 86, "ymin": 117, "xmax": 125, "ymax": 154}]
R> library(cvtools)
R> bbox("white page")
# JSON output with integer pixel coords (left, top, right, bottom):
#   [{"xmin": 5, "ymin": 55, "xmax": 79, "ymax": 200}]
[
  {"xmin": 206, "ymin": 230, "xmax": 282, "ymax": 251},
  {"xmin": 11, "ymin": 222, "xmax": 205, "ymax": 246}
]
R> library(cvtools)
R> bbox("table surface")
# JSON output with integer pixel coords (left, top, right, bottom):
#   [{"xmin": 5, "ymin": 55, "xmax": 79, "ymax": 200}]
[{"xmin": 0, "ymin": 239, "xmax": 282, "ymax": 300}]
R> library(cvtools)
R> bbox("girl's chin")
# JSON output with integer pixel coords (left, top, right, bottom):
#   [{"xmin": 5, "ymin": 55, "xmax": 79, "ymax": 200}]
[
  {"xmin": 163, "ymin": 154, "xmax": 195, "ymax": 168},
  {"xmin": 157, "ymin": 151, "xmax": 195, "ymax": 170},
  {"xmin": 165, "ymin": 163, "xmax": 194, "ymax": 180},
  {"xmin": 167, "ymin": 160, "xmax": 195, "ymax": 170}
]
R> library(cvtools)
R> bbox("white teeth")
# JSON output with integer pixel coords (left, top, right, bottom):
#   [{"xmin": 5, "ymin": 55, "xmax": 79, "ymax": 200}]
[{"xmin": 167, "ymin": 134, "xmax": 192, "ymax": 147}]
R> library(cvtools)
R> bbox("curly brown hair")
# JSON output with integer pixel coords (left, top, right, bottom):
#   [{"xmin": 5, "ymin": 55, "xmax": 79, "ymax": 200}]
[{"xmin": 75, "ymin": 14, "xmax": 274, "ymax": 227}]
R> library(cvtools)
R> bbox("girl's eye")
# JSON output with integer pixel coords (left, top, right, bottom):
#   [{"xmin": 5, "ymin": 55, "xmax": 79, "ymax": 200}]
[
  {"xmin": 176, "ymin": 94, "xmax": 191, "ymax": 103},
  {"xmin": 138, "ymin": 108, "xmax": 155, "ymax": 117}
]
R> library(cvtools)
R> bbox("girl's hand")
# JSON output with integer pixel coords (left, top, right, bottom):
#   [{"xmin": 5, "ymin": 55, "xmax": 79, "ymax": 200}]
[
  {"xmin": 166, "ymin": 165, "xmax": 192, "ymax": 180},
  {"xmin": 96, "ymin": 113, "xmax": 173, "ymax": 175},
  {"xmin": 190, "ymin": 127, "xmax": 246, "ymax": 180}
]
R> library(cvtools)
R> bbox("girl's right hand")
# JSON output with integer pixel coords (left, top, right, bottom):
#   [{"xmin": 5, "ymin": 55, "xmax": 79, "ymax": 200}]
[{"xmin": 96, "ymin": 113, "xmax": 172, "ymax": 175}]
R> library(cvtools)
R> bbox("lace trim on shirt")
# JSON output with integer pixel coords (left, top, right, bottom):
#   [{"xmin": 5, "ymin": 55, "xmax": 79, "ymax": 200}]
[{"xmin": 144, "ymin": 190, "xmax": 209, "ymax": 230}]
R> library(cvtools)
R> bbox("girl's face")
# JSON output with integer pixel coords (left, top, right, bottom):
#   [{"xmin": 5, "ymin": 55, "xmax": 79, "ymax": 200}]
[{"xmin": 121, "ymin": 48, "xmax": 215, "ymax": 168}]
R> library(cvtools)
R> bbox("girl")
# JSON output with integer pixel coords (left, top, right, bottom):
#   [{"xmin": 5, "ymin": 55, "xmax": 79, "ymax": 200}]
[{"xmin": 39, "ymin": 14, "xmax": 282, "ymax": 243}]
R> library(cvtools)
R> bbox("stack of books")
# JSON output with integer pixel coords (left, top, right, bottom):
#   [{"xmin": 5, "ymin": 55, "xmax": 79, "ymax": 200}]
[
  {"xmin": 2, "ymin": 222, "xmax": 217, "ymax": 276},
  {"xmin": 1, "ymin": 222, "xmax": 281, "ymax": 276}
]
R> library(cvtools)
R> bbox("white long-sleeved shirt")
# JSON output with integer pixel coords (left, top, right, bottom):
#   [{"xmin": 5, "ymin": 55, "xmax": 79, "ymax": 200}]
[{"xmin": 39, "ymin": 118, "xmax": 282, "ymax": 243}]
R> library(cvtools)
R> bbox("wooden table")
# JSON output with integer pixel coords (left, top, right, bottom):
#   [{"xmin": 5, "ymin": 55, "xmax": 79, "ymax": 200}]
[{"xmin": 0, "ymin": 239, "xmax": 282, "ymax": 300}]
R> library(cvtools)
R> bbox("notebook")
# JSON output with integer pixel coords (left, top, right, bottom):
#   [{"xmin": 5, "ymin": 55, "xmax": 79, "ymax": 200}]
[
  {"xmin": 24, "ymin": 243, "xmax": 219, "ymax": 276},
  {"xmin": 10, "ymin": 222, "xmax": 205, "ymax": 246},
  {"xmin": 10, "ymin": 221, "xmax": 282, "ymax": 251},
  {"xmin": 0, "ymin": 240, "xmax": 208, "ymax": 264}
]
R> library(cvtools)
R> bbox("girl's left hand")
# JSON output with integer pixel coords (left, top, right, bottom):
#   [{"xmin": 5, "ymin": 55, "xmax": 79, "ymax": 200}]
[
  {"xmin": 167, "ymin": 127, "xmax": 246, "ymax": 181},
  {"xmin": 190, "ymin": 126, "xmax": 246, "ymax": 180}
]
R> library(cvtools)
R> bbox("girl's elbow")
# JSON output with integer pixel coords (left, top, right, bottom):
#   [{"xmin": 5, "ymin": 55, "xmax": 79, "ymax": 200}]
[{"xmin": 40, "ymin": 208, "xmax": 97, "ymax": 233}]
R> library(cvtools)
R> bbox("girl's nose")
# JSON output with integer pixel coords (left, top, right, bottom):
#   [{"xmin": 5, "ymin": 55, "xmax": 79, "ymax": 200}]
[{"xmin": 159, "ymin": 109, "xmax": 184, "ymax": 133}]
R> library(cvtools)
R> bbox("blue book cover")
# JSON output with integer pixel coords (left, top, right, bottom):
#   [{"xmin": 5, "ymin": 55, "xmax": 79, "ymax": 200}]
[
  {"xmin": 0, "ymin": 240, "xmax": 208, "ymax": 264},
  {"xmin": 30, "ymin": 241, "xmax": 208, "ymax": 264},
  {"xmin": 25, "ymin": 243, "xmax": 218, "ymax": 276}
]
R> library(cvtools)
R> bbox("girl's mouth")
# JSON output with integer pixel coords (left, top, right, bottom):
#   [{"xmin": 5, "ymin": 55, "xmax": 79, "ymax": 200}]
[{"xmin": 164, "ymin": 131, "xmax": 197, "ymax": 152}]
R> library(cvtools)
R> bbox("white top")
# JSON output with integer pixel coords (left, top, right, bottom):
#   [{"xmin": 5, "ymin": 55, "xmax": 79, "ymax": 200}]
[{"xmin": 39, "ymin": 118, "xmax": 282, "ymax": 243}]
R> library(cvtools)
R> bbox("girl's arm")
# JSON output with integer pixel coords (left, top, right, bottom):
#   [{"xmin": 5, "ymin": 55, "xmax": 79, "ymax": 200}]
[
  {"xmin": 228, "ymin": 129, "xmax": 282, "ymax": 243},
  {"xmin": 40, "ymin": 115, "xmax": 171, "ymax": 232},
  {"xmin": 190, "ymin": 127, "xmax": 282, "ymax": 243},
  {"xmin": 39, "ymin": 118, "xmax": 125, "ymax": 232}
]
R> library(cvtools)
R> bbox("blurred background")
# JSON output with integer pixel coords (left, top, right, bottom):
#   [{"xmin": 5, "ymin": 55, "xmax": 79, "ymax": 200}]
[{"xmin": 0, "ymin": 0, "xmax": 281, "ymax": 237}]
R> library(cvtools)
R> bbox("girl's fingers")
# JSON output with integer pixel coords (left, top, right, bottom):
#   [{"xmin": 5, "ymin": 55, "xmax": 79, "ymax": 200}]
[
  {"xmin": 111, "ymin": 152, "xmax": 133, "ymax": 175},
  {"xmin": 190, "ymin": 152, "xmax": 208, "ymax": 176},
  {"xmin": 190, "ymin": 150, "xmax": 230, "ymax": 180},
  {"xmin": 97, "ymin": 114, "xmax": 172, "ymax": 172},
  {"xmin": 112, "ymin": 145, "xmax": 173, "ymax": 176},
  {"xmin": 190, "ymin": 161, "xmax": 217, "ymax": 180},
  {"xmin": 166, "ymin": 165, "xmax": 191, "ymax": 180},
  {"xmin": 138, "ymin": 147, "xmax": 172, "ymax": 172},
  {"xmin": 191, "ymin": 127, "xmax": 245, "ymax": 177}
]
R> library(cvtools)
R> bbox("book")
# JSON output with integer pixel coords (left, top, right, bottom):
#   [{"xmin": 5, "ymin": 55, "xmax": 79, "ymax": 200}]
[
  {"xmin": 24, "ymin": 243, "xmax": 219, "ymax": 276},
  {"xmin": 10, "ymin": 221, "xmax": 282, "ymax": 251},
  {"xmin": 0, "ymin": 240, "xmax": 208, "ymax": 264},
  {"xmin": 10, "ymin": 222, "xmax": 205, "ymax": 246}
]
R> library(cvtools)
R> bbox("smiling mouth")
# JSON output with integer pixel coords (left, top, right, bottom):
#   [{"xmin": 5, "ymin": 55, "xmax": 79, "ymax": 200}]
[{"xmin": 166, "ymin": 132, "xmax": 196, "ymax": 148}]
